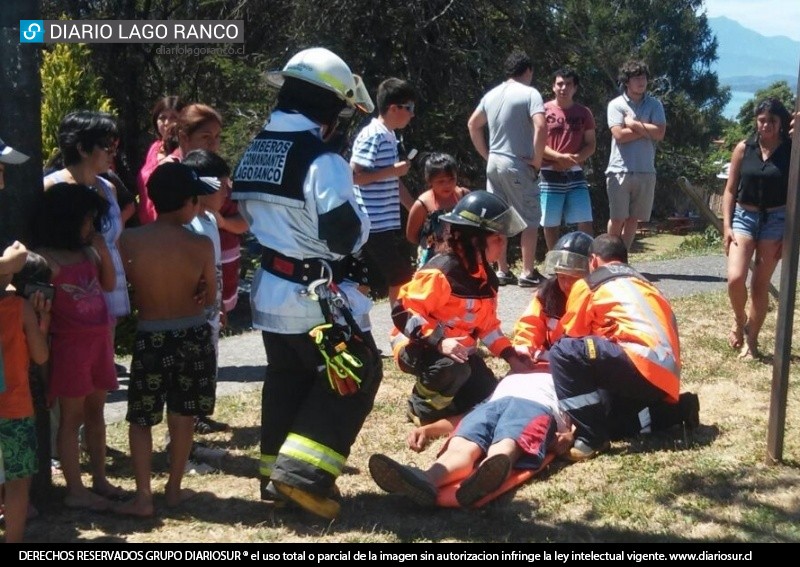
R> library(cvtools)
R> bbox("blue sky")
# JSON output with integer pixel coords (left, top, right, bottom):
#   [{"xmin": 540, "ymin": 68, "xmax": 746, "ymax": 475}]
[{"xmin": 703, "ymin": 0, "xmax": 800, "ymax": 41}]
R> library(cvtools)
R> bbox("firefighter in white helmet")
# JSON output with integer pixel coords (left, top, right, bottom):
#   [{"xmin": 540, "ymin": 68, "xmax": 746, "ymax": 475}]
[{"xmin": 232, "ymin": 47, "xmax": 381, "ymax": 519}]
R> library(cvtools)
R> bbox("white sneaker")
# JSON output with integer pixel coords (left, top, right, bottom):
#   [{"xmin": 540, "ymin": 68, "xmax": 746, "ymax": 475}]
[{"xmin": 184, "ymin": 459, "xmax": 218, "ymax": 475}]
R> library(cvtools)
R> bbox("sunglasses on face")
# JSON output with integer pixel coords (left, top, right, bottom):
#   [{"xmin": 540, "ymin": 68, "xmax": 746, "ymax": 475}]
[
  {"xmin": 396, "ymin": 103, "xmax": 415, "ymax": 113},
  {"xmin": 97, "ymin": 141, "xmax": 118, "ymax": 153}
]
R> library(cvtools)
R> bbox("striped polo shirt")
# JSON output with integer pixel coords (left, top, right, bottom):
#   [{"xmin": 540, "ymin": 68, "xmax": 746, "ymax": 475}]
[{"xmin": 351, "ymin": 118, "xmax": 400, "ymax": 233}]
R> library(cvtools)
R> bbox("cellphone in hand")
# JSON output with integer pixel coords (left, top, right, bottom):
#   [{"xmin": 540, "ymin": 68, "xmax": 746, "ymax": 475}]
[
  {"xmin": 22, "ymin": 282, "xmax": 55, "ymax": 302},
  {"xmin": 406, "ymin": 149, "xmax": 418, "ymax": 160}
]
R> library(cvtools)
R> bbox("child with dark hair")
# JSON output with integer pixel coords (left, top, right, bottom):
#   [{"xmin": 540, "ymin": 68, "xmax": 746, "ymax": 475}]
[
  {"xmin": 351, "ymin": 77, "xmax": 417, "ymax": 307},
  {"xmin": 137, "ymin": 96, "xmax": 187, "ymax": 224},
  {"xmin": 0, "ymin": 250, "xmax": 50, "ymax": 541},
  {"xmin": 32, "ymin": 182, "xmax": 120, "ymax": 512},
  {"xmin": 10, "ymin": 251, "xmax": 54, "ymax": 304},
  {"xmin": 405, "ymin": 153, "xmax": 470, "ymax": 268},
  {"xmin": 179, "ymin": 149, "xmax": 231, "ymax": 440},
  {"xmin": 117, "ymin": 162, "xmax": 217, "ymax": 517},
  {"xmin": 44, "ymin": 110, "xmax": 132, "ymax": 375}
]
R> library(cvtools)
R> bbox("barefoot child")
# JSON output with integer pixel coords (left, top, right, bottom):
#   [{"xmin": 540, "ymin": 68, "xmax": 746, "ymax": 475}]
[
  {"xmin": 117, "ymin": 162, "xmax": 217, "ymax": 517},
  {"xmin": 32, "ymin": 183, "xmax": 120, "ymax": 512},
  {"xmin": 0, "ymin": 253, "xmax": 50, "ymax": 542}
]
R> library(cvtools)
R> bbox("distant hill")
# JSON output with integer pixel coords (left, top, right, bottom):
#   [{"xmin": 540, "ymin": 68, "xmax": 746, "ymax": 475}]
[{"xmin": 709, "ymin": 16, "xmax": 799, "ymax": 89}]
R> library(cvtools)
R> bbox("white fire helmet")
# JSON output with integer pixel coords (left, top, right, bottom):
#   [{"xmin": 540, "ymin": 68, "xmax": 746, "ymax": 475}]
[{"xmin": 266, "ymin": 47, "xmax": 374, "ymax": 113}]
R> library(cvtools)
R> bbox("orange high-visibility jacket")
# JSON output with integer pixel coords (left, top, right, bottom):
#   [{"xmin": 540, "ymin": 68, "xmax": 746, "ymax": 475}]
[
  {"xmin": 561, "ymin": 263, "xmax": 681, "ymax": 402},
  {"xmin": 513, "ymin": 294, "xmax": 564, "ymax": 353},
  {"xmin": 391, "ymin": 254, "xmax": 511, "ymax": 359}
]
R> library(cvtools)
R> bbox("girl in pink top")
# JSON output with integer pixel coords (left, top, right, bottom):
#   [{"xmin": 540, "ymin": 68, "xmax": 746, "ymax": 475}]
[
  {"xmin": 136, "ymin": 96, "xmax": 186, "ymax": 224},
  {"xmin": 33, "ymin": 183, "xmax": 120, "ymax": 512}
]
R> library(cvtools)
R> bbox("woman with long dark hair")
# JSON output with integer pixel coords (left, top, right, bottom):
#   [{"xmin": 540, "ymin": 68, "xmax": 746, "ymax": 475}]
[{"xmin": 722, "ymin": 98, "xmax": 792, "ymax": 359}]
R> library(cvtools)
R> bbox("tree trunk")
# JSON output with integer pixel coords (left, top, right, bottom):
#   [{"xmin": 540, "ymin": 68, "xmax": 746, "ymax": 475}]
[{"xmin": 0, "ymin": 1, "xmax": 42, "ymax": 245}]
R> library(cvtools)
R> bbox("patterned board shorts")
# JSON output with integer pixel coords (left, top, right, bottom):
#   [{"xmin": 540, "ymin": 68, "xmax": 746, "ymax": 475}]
[
  {"xmin": 126, "ymin": 323, "xmax": 217, "ymax": 427},
  {"xmin": 0, "ymin": 417, "xmax": 38, "ymax": 481}
]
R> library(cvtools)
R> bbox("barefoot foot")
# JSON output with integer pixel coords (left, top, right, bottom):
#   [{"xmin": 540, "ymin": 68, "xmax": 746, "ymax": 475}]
[
  {"xmin": 114, "ymin": 494, "xmax": 155, "ymax": 518},
  {"xmin": 165, "ymin": 487, "xmax": 202, "ymax": 508},
  {"xmin": 92, "ymin": 479, "xmax": 129, "ymax": 501},
  {"xmin": 64, "ymin": 489, "xmax": 112, "ymax": 512},
  {"xmin": 728, "ymin": 320, "xmax": 745, "ymax": 350}
]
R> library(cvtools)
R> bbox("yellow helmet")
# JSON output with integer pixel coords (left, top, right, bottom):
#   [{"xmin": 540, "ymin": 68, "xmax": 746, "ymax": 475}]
[{"xmin": 266, "ymin": 47, "xmax": 374, "ymax": 113}]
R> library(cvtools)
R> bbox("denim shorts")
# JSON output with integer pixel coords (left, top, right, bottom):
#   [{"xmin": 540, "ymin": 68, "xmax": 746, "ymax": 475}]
[
  {"xmin": 731, "ymin": 205, "xmax": 785, "ymax": 241},
  {"xmin": 448, "ymin": 397, "xmax": 555, "ymax": 470}
]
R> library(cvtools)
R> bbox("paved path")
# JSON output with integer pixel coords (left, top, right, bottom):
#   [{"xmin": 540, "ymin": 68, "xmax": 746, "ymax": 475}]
[{"xmin": 108, "ymin": 252, "xmax": 776, "ymax": 424}]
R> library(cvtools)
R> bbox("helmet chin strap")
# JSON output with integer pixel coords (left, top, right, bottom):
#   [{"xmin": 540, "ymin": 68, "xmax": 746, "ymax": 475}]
[
  {"xmin": 321, "ymin": 106, "xmax": 357, "ymax": 154},
  {"xmin": 320, "ymin": 122, "xmax": 337, "ymax": 143}
]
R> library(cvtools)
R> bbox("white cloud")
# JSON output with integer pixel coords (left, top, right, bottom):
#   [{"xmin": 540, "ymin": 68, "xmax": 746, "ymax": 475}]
[{"xmin": 703, "ymin": 0, "xmax": 800, "ymax": 41}]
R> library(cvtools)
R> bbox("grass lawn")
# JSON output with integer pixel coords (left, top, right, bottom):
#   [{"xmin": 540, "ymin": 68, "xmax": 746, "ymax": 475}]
[{"xmin": 16, "ymin": 231, "xmax": 800, "ymax": 543}]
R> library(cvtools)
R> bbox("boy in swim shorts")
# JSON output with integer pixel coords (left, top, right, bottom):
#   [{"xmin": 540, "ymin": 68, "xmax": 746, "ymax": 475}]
[{"xmin": 117, "ymin": 162, "xmax": 218, "ymax": 517}]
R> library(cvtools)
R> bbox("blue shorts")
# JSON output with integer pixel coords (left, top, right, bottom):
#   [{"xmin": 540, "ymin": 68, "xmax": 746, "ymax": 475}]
[
  {"xmin": 731, "ymin": 205, "xmax": 785, "ymax": 241},
  {"xmin": 448, "ymin": 397, "xmax": 555, "ymax": 470},
  {"xmin": 539, "ymin": 172, "xmax": 593, "ymax": 227}
]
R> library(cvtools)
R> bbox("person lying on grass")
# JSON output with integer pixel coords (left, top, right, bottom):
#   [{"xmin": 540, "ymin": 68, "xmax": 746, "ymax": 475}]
[{"xmin": 369, "ymin": 368, "xmax": 574, "ymax": 509}]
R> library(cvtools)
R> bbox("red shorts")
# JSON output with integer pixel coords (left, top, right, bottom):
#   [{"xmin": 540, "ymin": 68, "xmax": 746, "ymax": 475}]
[
  {"xmin": 49, "ymin": 330, "xmax": 118, "ymax": 400},
  {"xmin": 221, "ymin": 255, "xmax": 240, "ymax": 312}
]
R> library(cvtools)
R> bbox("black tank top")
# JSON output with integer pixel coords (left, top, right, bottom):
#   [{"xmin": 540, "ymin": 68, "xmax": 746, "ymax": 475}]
[{"xmin": 736, "ymin": 135, "xmax": 792, "ymax": 210}]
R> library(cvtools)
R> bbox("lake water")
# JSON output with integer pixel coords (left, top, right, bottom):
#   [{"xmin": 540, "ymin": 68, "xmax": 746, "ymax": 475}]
[{"xmin": 722, "ymin": 90, "xmax": 754, "ymax": 120}]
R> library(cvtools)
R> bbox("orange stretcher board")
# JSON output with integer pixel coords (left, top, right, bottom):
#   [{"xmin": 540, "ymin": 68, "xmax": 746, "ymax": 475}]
[{"xmin": 435, "ymin": 453, "xmax": 555, "ymax": 508}]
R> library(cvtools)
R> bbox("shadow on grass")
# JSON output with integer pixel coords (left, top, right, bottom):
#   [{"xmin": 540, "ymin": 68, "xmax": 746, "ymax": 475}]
[{"xmin": 640, "ymin": 271, "xmax": 726, "ymax": 285}]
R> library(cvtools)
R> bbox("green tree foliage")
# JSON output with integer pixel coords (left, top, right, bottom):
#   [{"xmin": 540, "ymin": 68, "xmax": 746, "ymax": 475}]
[
  {"xmin": 40, "ymin": 42, "xmax": 115, "ymax": 163},
  {"xmin": 41, "ymin": 0, "xmax": 732, "ymax": 223}
]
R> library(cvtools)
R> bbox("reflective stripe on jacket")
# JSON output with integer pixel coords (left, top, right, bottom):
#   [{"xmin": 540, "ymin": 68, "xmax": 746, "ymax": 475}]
[
  {"xmin": 512, "ymin": 294, "xmax": 563, "ymax": 352},
  {"xmin": 561, "ymin": 264, "xmax": 681, "ymax": 402}
]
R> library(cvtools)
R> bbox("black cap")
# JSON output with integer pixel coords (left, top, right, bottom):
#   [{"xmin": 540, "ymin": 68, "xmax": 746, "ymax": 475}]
[{"xmin": 147, "ymin": 161, "xmax": 217, "ymax": 213}]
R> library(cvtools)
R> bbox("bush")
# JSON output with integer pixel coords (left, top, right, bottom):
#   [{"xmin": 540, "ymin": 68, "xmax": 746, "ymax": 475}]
[
  {"xmin": 679, "ymin": 225, "xmax": 722, "ymax": 252},
  {"xmin": 41, "ymin": 42, "xmax": 115, "ymax": 163}
]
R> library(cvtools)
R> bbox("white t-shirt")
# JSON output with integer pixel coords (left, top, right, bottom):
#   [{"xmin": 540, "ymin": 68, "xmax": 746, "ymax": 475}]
[
  {"xmin": 492, "ymin": 371, "xmax": 568, "ymax": 432},
  {"xmin": 186, "ymin": 211, "xmax": 222, "ymax": 352}
]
